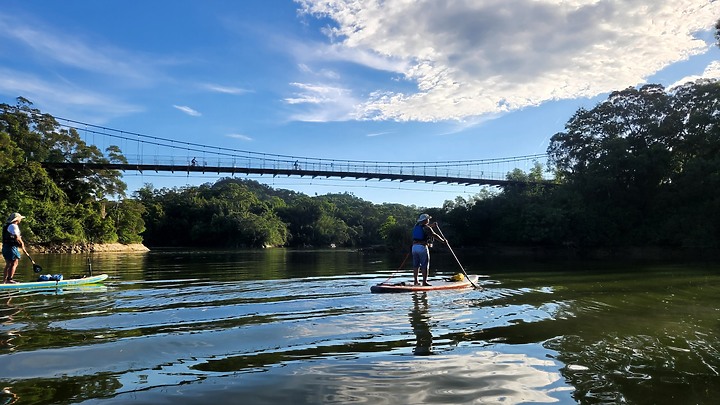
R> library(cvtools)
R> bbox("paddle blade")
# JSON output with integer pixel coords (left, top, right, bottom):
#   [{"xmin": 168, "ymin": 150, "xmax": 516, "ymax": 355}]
[{"xmin": 33, "ymin": 263, "xmax": 42, "ymax": 273}]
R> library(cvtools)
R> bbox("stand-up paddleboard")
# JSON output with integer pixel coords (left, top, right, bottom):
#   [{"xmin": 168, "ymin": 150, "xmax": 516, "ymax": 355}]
[
  {"xmin": 0, "ymin": 274, "xmax": 109, "ymax": 290},
  {"xmin": 371, "ymin": 274, "xmax": 479, "ymax": 293}
]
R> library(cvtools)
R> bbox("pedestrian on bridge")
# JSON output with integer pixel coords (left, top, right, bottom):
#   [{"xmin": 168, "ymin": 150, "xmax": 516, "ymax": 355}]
[
  {"xmin": 411, "ymin": 213, "xmax": 446, "ymax": 286},
  {"xmin": 2, "ymin": 213, "xmax": 26, "ymax": 284}
]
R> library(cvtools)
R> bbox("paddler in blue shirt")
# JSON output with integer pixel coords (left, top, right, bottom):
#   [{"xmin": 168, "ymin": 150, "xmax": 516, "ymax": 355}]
[{"xmin": 412, "ymin": 213, "xmax": 446, "ymax": 286}]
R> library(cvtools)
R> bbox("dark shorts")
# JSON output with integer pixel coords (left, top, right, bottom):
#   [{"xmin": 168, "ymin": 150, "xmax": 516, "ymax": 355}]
[{"xmin": 2, "ymin": 245, "xmax": 20, "ymax": 262}]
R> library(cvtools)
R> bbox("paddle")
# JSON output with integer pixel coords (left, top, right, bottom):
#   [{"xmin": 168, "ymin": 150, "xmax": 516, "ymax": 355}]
[
  {"xmin": 21, "ymin": 247, "xmax": 43, "ymax": 273},
  {"xmin": 434, "ymin": 224, "xmax": 481, "ymax": 290}
]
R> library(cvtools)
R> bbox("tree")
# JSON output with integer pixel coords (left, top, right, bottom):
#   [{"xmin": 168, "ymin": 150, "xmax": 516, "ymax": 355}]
[
  {"xmin": 111, "ymin": 199, "xmax": 146, "ymax": 244},
  {"xmin": 546, "ymin": 81, "xmax": 720, "ymax": 248},
  {"xmin": 136, "ymin": 180, "xmax": 288, "ymax": 248},
  {"xmin": 0, "ymin": 98, "xmax": 142, "ymax": 247}
]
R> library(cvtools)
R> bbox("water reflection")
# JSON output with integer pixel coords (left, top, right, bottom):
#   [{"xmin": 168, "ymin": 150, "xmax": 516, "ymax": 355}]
[
  {"xmin": 0, "ymin": 298, "xmax": 20, "ymax": 351},
  {"xmin": 0, "ymin": 387, "xmax": 17, "ymax": 405},
  {"xmin": 1, "ymin": 251, "xmax": 719, "ymax": 404},
  {"xmin": 139, "ymin": 351, "xmax": 567, "ymax": 405},
  {"xmin": 409, "ymin": 293, "xmax": 432, "ymax": 355}
]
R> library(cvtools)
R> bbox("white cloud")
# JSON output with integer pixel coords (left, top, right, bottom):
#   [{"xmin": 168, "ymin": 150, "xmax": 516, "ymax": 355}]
[
  {"xmin": 288, "ymin": 39, "xmax": 409, "ymax": 74},
  {"xmin": 284, "ymin": 82, "xmax": 361, "ymax": 121},
  {"xmin": 0, "ymin": 14, "xmax": 161, "ymax": 83},
  {"xmin": 0, "ymin": 12, "xmax": 171, "ymax": 121},
  {"xmin": 0, "ymin": 67, "xmax": 143, "ymax": 121},
  {"xmin": 226, "ymin": 133, "xmax": 253, "ymax": 141},
  {"xmin": 296, "ymin": 0, "xmax": 720, "ymax": 122},
  {"xmin": 202, "ymin": 84, "xmax": 253, "ymax": 95},
  {"xmin": 173, "ymin": 105, "xmax": 202, "ymax": 116}
]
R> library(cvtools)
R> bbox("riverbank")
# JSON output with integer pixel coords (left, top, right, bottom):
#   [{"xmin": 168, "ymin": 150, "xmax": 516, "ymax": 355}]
[
  {"xmin": 451, "ymin": 244, "xmax": 720, "ymax": 261},
  {"xmin": 27, "ymin": 243, "xmax": 150, "ymax": 254}
]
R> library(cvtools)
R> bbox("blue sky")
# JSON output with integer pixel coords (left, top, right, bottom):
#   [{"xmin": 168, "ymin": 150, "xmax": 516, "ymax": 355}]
[{"xmin": 1, "ymin": 0, "xmax": 719, "ymax": 207}]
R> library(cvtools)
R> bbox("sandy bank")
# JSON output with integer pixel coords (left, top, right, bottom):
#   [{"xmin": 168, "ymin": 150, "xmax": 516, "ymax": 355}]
[{"xmin": 27, "ymin": 243, "xmax": 150, "ymax": 254}]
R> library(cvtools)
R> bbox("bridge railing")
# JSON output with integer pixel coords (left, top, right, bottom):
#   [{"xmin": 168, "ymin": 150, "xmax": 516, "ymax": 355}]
[
  {"xmin": 121, "ymin": 154, "xmax": 515, "ymax": 181},
  {"xmin": 53, "ymin": 116, "xmax": 550, "ymax": 183}
]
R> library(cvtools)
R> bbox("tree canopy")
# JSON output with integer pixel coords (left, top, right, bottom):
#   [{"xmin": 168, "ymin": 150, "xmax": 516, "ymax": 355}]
[
  {"xmin": 4, "ymin": 79, "xmax": 720, "ymax": 256},
  {"xmin": 0, "ymin": 98, "xmax": 138, "ymax": 246},
  {"xmin": 437, "ymin": 80, "xmax": 720, "ymax": 251}
]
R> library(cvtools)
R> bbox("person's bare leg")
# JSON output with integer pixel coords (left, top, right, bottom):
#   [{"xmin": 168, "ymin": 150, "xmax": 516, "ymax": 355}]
[
  {"xmin": 422, "ymin": 267, "xmax": 430, "ymax": 286},
  {"xmin": 4, "ymin": 260, "xmax": 18, "ymax": 283},
  {"xmin": 422, "ymin": 254, "xmax": 431, "ymax": 286}
]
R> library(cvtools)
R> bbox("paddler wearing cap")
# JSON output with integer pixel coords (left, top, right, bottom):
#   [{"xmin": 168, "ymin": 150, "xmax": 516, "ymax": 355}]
[
  {"xmin": 411, "ymin": 213, "xmax": 446, "ymax": 286},
  {"xmin": 2, "ymin": 213, "xmax": 26, "ymax": 284}
]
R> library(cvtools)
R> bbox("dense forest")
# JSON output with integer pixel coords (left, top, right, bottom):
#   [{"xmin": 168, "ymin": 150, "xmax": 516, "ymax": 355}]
[
  {"xmin": 446, "ymin": 80, "xmax": 720, "ymax": 252},
  {"xmin": 0, "ymin": 98, "xmax": 145, "ymax": 247},
  {"xmin": 1, "ymin": 79, "xmax": 719, "ymax": 254}
]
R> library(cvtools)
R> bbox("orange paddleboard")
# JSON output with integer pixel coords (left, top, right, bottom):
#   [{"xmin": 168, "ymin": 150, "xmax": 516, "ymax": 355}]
[{"xmin": 370, "ymin": 275, "xmax": 479, "ymax": 293}]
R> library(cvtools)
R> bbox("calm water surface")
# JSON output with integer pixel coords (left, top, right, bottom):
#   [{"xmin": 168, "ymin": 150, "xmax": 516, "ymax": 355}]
[{"xmin": 0, "ymin": 249, "xmax": 719, "ymax": 404}]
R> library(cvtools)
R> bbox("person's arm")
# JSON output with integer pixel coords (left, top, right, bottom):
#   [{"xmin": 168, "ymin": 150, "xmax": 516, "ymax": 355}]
[{"xmin": 425, "ymin": 224, "xmax": 446, "ymax": 244}]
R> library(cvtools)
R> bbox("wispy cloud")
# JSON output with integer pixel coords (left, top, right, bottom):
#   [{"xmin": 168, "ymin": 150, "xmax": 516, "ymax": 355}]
[
  {"xmin": 226, "ymin": 133, "xmax": 253, "ymax": 141},
  {"xmin": 284, "ymin": 82, "xmax": 360, "ymax": 121},
  {"xmin": 0, "ymin": 14, "xmax": 161, "ymax": 83},
  {"xmin": 173, "ymin": 105, "xmax": 202, "ymax": 116},
  {"xmin": 202, "ymin": 84, "xmax": 253, "ymax": 95},
  {"xmin": 0, "ymin": 12, "xmax": 170, "ymax": 121},
  {"xmin": 287, "ymin": 39, "xmax": 409, "ymax": 74},
  {"xmin": 296, "ymin": 0, "xmax": 720, "ymax": 122},
  {"xmin": 366, "ymin": 131, "xmax": 391, "ymax": 137},
  {"xmin": 0, "ymin": 67, "xmax": 143, "ymax": 121}
]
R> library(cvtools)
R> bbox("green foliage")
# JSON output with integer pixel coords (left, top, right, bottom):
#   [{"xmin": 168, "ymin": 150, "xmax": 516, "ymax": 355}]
[
  {"xmin": 7, "ymin": 79, "xmax": 720, "ymax": 254},
  {"xmin": 138, "ymin": 180, "xmax": 423, "ymax": 249},
  {"xmin": 110, "ymin": 200, "xmax": 146, "ymax": 244},
  {"xmin": 379, "ymin": 215, "xmax": 410, "ymax": 250},
  {"xmin": 136, "ymin": 180, "xmax": 289, "ymax": 248},
  {"xmin": 544, "ymin": 80, "xmax": 720, "ymax": 248},
  {"xmin": 0, "ymin": 98, "xmax": 141, "ymax": 247},
  {"xmin": 428, "ymin": 80, "xmax": 720, "ymax": 252}
]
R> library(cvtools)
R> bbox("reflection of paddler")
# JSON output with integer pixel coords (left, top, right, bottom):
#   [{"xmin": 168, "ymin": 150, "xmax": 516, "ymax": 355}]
[
  {"xmin": 0, "ymin": 297, "xmax": 21, "ymax": 351},
  {"xmin": 409, "ymin": 292, "xmax": 433, "ymax": 355},
  {"xmin": 0, "ymin": 386, "xmax": 18, "ymax": 405}
]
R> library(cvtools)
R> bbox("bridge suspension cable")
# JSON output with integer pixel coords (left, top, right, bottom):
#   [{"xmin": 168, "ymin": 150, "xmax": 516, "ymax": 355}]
[
  {"xmin": 51, "ymin": 116, "xmax": 545, "ymax": 165},
  {"xmin": 42, "ymin": 115, "xmax": 550, "ymax": 186}
]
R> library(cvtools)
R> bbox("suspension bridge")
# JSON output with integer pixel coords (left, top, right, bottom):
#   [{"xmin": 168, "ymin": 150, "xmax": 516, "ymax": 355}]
[{"xmin": 41, "ymin": 117, "xmax": 552, "ymax": 188}]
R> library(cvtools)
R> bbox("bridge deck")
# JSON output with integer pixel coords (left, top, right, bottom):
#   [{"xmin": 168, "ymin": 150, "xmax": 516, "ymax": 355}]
[{"xmin": 41, "ymin": 162, "xmax": 544, "ymax": 187}]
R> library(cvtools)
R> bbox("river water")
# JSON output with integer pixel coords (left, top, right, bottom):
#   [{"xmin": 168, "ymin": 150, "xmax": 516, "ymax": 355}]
[{"xmin": 0, "ymin": 249, "xmax": 719, "ymax": 404}]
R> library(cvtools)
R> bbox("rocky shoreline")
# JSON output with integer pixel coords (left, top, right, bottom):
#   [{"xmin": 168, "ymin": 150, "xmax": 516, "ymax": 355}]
[{"xmin": 27, "ymin": 243, "xmax": 150, "ymax": 254}]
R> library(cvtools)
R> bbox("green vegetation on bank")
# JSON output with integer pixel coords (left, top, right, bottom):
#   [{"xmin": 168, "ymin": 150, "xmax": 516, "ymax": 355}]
[
  {"xmin": 0, "ymin": 98, "xmax": 144, "ymax": 247},
  {"xmin": 2, "ymin": 79, "xmax": 719, "ymax": 253},
  {"xmin": 442, "ymin": 80, "xmax": 720, "ymax": 251}
]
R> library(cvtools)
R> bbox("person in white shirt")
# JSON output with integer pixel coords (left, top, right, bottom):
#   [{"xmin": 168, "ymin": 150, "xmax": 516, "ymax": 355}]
[{"xmin": 2, "ymin": 213, "xmax": 26, "ymax": 284}]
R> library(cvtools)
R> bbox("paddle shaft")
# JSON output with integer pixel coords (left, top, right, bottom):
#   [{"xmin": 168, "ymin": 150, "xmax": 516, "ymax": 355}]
[
  {"xmin": 21, "ymin": 246, "xmax": 35, "ymax": 264},
  {"xmin": 21, "ymin": 246, "xmax": 43, "ymax": 273},
  {"xmin": 435, "ymin": 224, "xmax": 480, "ymax": 289}
]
